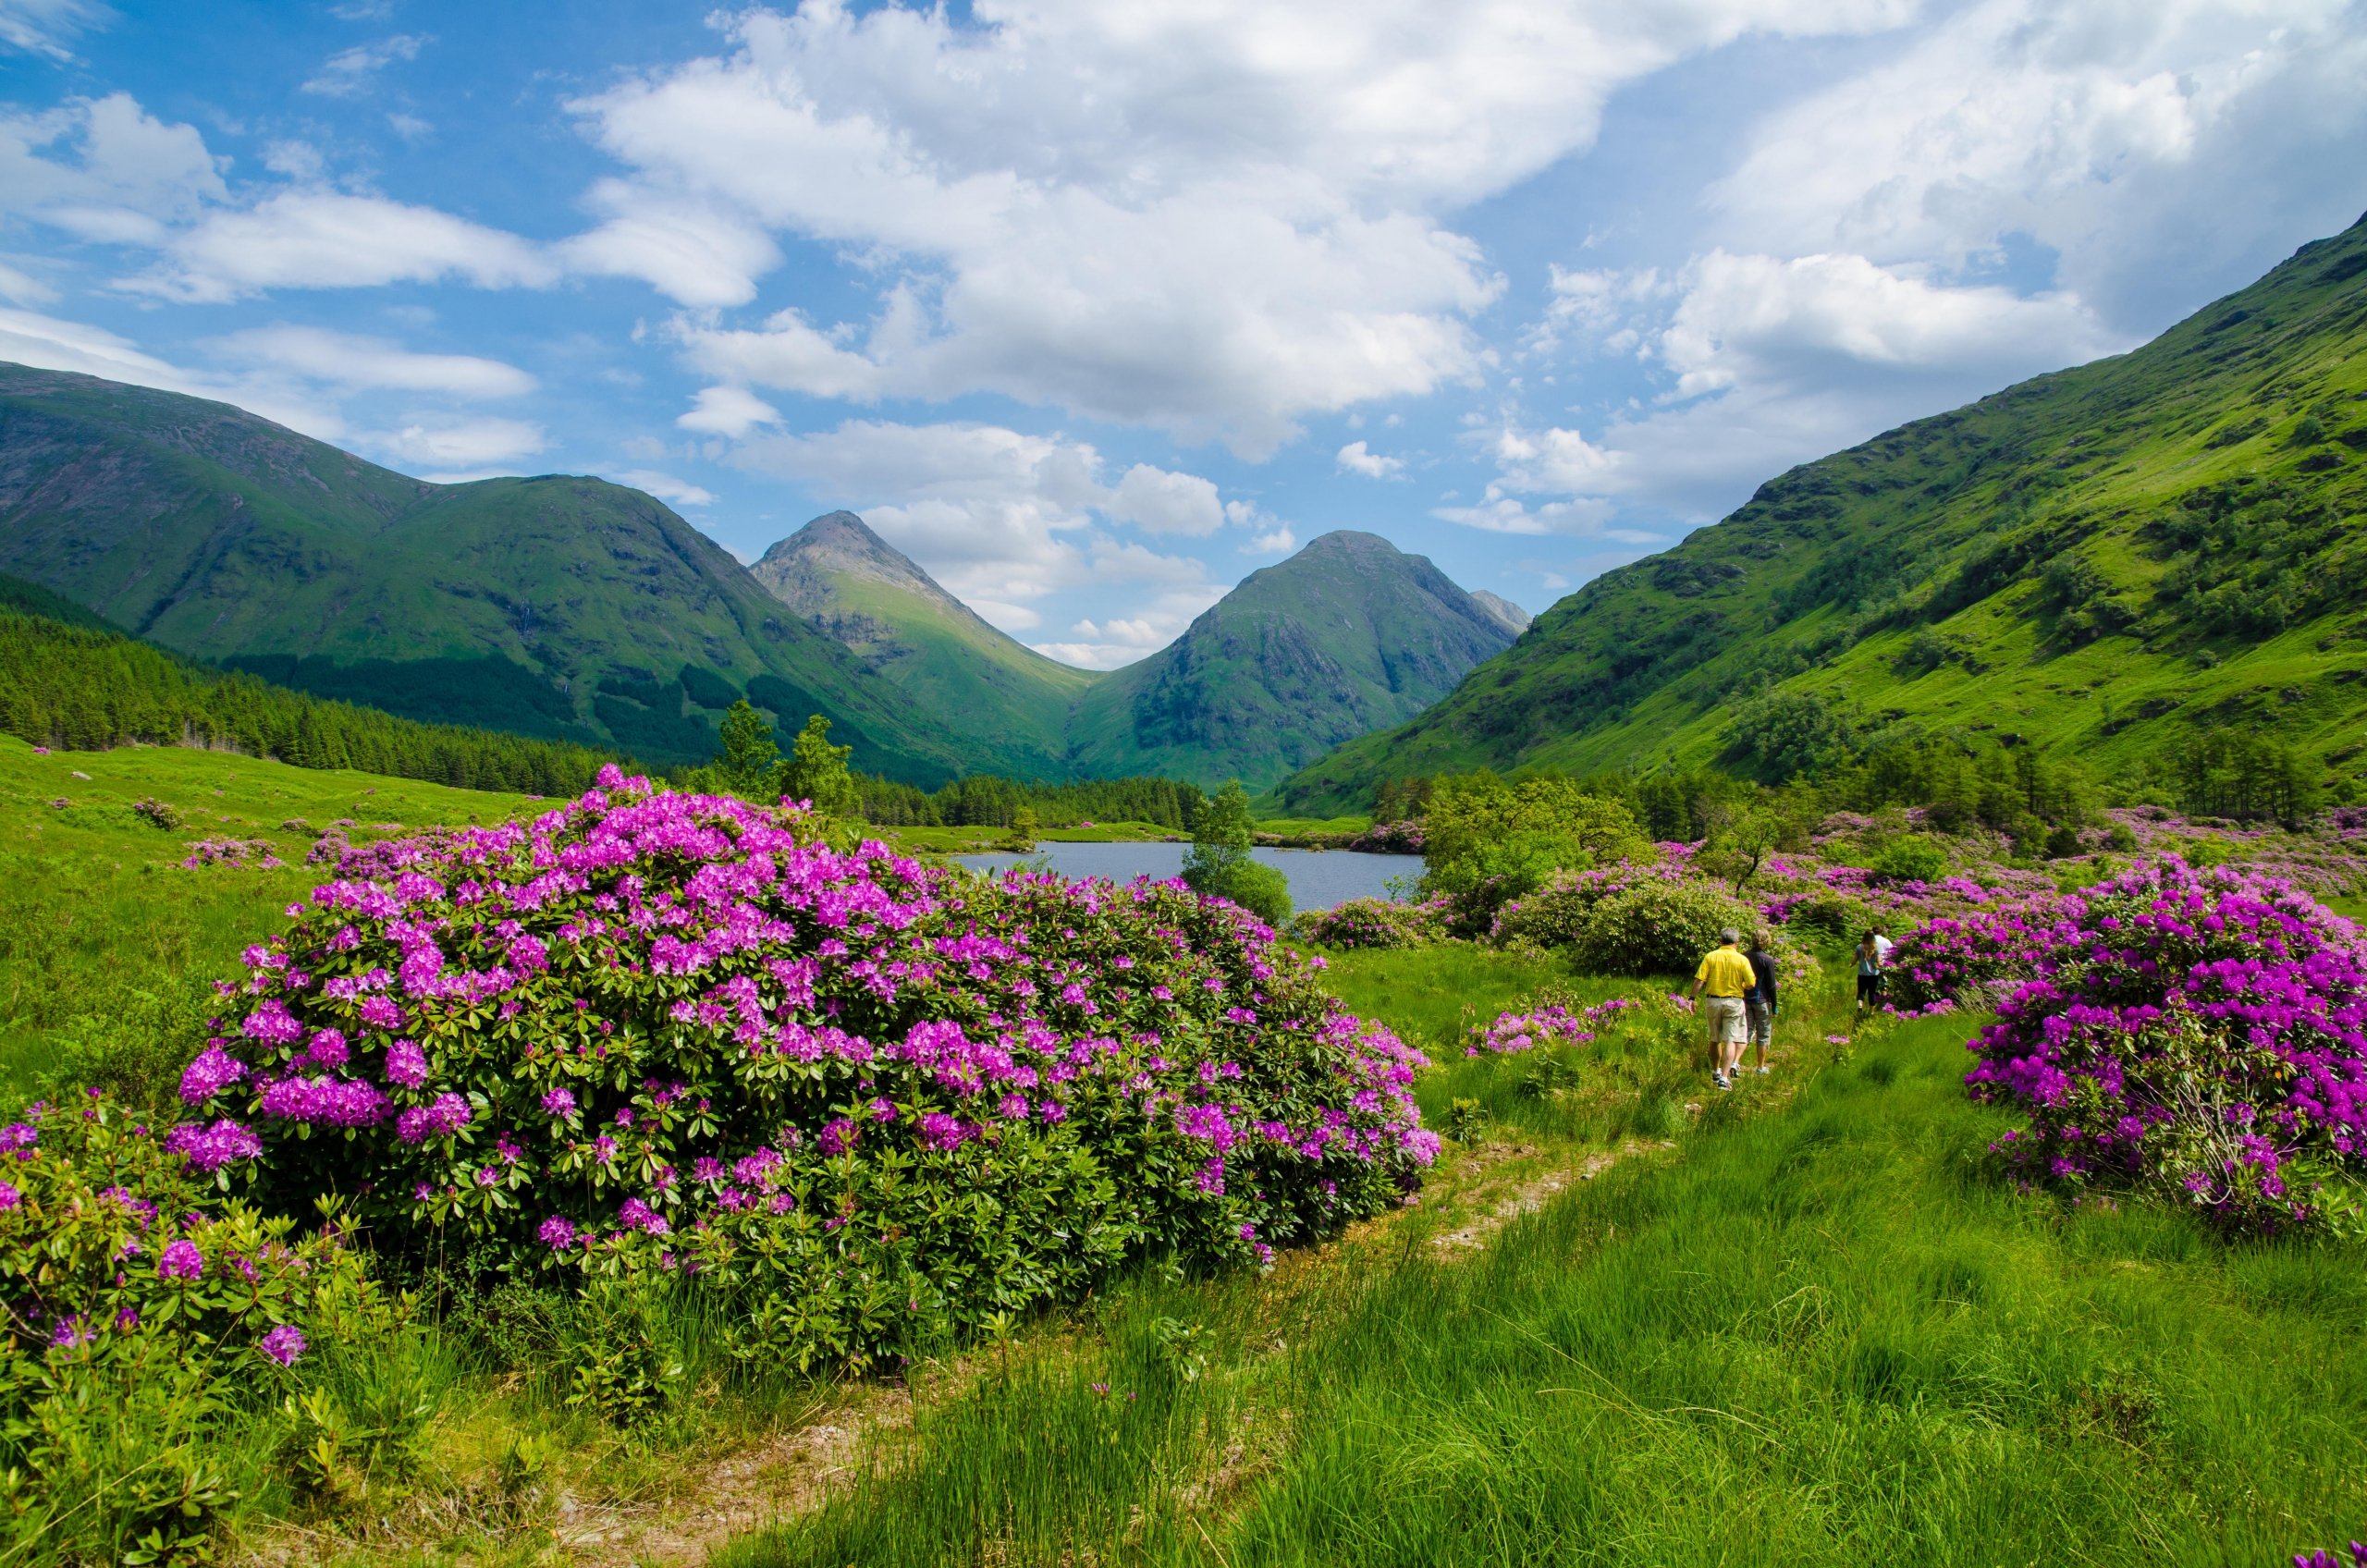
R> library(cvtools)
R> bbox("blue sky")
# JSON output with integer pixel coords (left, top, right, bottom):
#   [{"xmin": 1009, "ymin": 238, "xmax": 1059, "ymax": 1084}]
[{"xmin": 2, "ymin": 0, "xmax": 2363, "ymax": 666}]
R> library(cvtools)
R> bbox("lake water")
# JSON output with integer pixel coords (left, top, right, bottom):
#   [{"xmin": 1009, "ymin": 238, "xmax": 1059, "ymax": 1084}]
[{"xmin": 953, "ymin": 841, "xmax": 1417, "ymax": 911}]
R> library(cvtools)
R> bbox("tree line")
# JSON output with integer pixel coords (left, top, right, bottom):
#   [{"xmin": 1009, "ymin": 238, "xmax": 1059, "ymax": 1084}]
[{"xmin": 0, "ymin": 609, "xmax": 612, "ymax": 795}]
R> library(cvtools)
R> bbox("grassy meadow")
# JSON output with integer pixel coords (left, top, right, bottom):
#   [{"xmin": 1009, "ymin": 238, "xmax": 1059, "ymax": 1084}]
[{"xmin": 2, "ymin": 741, "xmax": 2360, "ymax": 1565}]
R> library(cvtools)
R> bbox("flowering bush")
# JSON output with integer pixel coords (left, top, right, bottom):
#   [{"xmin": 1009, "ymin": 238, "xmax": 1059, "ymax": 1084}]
[
  {"xmin": 179, "ymin": 838, "xmax": 283, "ymax": 871},
  {"xmin": 1345, "ymin": 819, "xmax": 1425, "ymax": 853},
  {"xmin": 1962, "ymin": 859, "xmax": 2367, "ymax": 1231},
  {"xmin": 1294, "ymin": 897, "xmax": 1449, "ymax": 949},
  {"xmin": 0, "ymin": 1094, "xmax": 398, "ymax": 1563},
  {"xmin": 1466, "ymin": 997, "xmax": 1638, "ymax": 1056},
  {"xmin": 182, "ymin": 770, "xmax": 1437, "ymax": 1371},
  {"xmin": 1489, "ymin": 862, "xmax": 1682, "ymax": 949}
]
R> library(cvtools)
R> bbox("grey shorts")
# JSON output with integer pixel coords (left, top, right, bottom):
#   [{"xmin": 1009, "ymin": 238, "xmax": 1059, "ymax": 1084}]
[
  {"xmin": 1705, "ymin": 995, "xmax": 1747, "ymax": 1046},
  {"xmin": 1746, "ymin": 999, "xmax": 1772, "ymax": 1048}
]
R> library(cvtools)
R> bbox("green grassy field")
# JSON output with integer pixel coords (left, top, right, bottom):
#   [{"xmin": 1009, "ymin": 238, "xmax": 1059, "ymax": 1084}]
[
  {"xmin": 0, "ymin": 735, "xmax": 542, "ymax": 1108},
  {"xmin": 718, "ymin": 1006, "xmax": 2367, "ymax": 1567},
  {"xmin": 6, "ymin": 744, "xmax": 2361, "ymax": 1565}
]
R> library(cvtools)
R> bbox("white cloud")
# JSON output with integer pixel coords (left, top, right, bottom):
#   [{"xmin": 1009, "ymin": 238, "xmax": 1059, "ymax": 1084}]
[
  {"xmin": 0, "ymin": 93, "xmax": 225, "ymax": 243},
  {"xmin": 608, "ymin": 468, "xmax": 716, "ymax": 507},
  {"xmin": 574, "ymin": 0, "xmax": 1915, "ymax": 452},
  {"xmin": 1710, "ymin": 0, "xmax": 2367, "ymax": 325},
  {"xmin": 1244, "ymin": 525, "xmax": 1297, "ymax": 555},
  {"xmin": 134, "ymin": 190, "xmax": 555, "ymax": 302},
  {"xmin": 300, "ymin": 33, "xmax": 429, "ymax": 97},
  {"xmin": 0, "ymin": 259, "xmax": 55, "ymax": 303},
  {"xmin": 558, "ymin": 182, "xmax": 781, "ymax": 307},
  {"xmin": 730, "ymin": 416, "xmax": 1228, "ymax": 653},
  {"xmin": 0, "ymin": 304, "xmax": 346, "ymax": 436},
  {"xmin": 1108, "ymin": 462, "xmax": 1222, "ymax": 536},
  {"xmin": 1335, "ymin": 438, "xmax": 1404, "ymax": 478},
  {"xmin": 677, "ymin": 384, "xmax": 779, "ymax": 437},
  {"xmin": 364, "ymin": 415, "xmax": 546, "ymax": 471},
  {"xmin": 0, "ymin": 0, "xmax": 106, "ymax": 60},
  {"xmin": 209, "ymin": 325, "xmax": 535, "ymax": 398}
]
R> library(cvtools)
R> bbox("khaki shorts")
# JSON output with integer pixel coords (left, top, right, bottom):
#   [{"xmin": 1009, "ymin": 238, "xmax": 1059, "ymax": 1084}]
[{"xmin": 1705, "ymin": 995, "xmax": 1748, "ymax": 1046}]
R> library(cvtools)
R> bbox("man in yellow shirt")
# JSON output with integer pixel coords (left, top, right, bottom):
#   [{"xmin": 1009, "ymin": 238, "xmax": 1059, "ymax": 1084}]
[{"xmin": 1689, "ymin": 926, "xmax": 1756, "ymax": 1091}]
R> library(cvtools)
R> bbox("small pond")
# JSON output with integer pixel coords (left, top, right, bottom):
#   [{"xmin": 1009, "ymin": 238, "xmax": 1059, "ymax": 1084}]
[{"xmin": 952, "ymin": 841, "xmax": 1417, "ymax": 912}]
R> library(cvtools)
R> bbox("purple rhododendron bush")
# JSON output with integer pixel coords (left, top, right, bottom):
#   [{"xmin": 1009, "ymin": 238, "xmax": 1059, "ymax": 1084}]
[
  {"xmin": 0, "ymin": 1095, "xmax": 399, "ymax": 1562},
  {"xmin": 179, "ymin": 769, "xmax": 1436, "ymax": 1371},
  {"xmin": 1950, "ymin": 859, "xmax": 2367, "ymax": 1231},
  {"xmin": 1292, "ymin": 895, "xmax": 1449, "ymax": 949}
]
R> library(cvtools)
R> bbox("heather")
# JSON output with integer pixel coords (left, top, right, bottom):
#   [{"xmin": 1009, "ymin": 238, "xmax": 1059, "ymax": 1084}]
[{"xmin": 182, "ymin": 768, "xmax": 1434, "ymax": 1370}]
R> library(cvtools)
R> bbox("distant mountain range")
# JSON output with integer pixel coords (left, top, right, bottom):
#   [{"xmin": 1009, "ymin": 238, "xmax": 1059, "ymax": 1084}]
[
  {"xmin": 0, "ymin": 367, "xmax": 1520, "ymax": 788},
  {"xmin": 1277, "ymin": 209, "xmax": 2367, "ymax": 813},
  {"xmin": 747, "ymin": 513, "xmax": 1519, "ymax": 790}
]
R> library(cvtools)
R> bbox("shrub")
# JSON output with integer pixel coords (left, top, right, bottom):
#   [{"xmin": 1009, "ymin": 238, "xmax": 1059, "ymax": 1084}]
[
  {"xmin": 1187, "ymin": 856, "xmax": 1293, "ymax": 927},
  {"xmin": 1490, "ymin": 863, "xmax": 1680, "ymax": 950},
  {"xmin": 180, "ymin": 772, "xmax": 1435, "ymax": 1372},
  {"xmin": 1294, "ymin": 897, "xmax": 1448, "ymax": 950},
  {"xmin": 1963, "ymin": 859, "xmax": 2367, "ymax": 1231},
  {"xmin": 1887, "ymin": 892, "xmax": 2071, "ymax": 1011},
  {"xmin": 1420, "ymin": 774, "xmax": 1652, "ymax": 932},
  {"xmin": 1866, "ymin": 836, "xmax": 1951, "ymax": 886},
  {"xmin": 1567, "ymin": 878, "xmax": 1762, "ymax": 978},
  {"xmin": 0, "ymin": 1094, "xmax": 399, "ymax": 1562},
  {"xmin": 1466, "ymin": 997, "xmax": 1639, "ymax": 1057}
]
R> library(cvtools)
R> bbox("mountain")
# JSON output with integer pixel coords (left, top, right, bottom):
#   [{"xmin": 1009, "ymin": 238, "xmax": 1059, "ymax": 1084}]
[
  {"xmin": 748, "ymin": 510, "xmax": 1098, "ymax": 778},
  {"xmin": 1065, "ymin": 530, "xmax": 1519, "ymax": 790},
  {"xmin": 0, "ymin": 365, "xmax": 972, "ymax": 780},
  {"xmin": 1468, "ymin": 591, "xmax": 1533, "ymax": 637},
  {"xmin": 1276, "ymin": 212, "xmax": 2367, "ymax": 814}
]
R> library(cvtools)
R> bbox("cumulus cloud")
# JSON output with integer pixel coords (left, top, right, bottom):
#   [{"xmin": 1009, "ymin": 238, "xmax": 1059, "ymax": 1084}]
[
  {"xmin": 677, "ymin": 384, "xmax": 779, "ymax": 437},
  {"xmin": 1335, "ymin": 439, "xmax": 1404, "ymax": 479},
  {"xmin": 1710, "ymin": 0, "xmax": 2367, "ymax": 326},
  {"xmin": 209, "ymin": 325, "xmax": 535, "ymax": 398},
  {"xmin": 574, "ymin": 0, "xmax": 1914, "ymax": 452},
  {"xmin": 0, "ymin": 93, "xmax": 225, "ymax": 244}
]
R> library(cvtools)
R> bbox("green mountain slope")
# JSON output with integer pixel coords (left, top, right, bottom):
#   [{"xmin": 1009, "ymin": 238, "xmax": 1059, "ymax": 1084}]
[
  {"xmin": 749, "ymin": 510, "xmax": 1099, "ymax": 778},
  {"xmin": 1067, "ymin": 530, "xmax": 1518, "ymax": 790},
  {"xmin": 0, "ymin": 364, "xmax": 970, "ymax": 779},
  {"xmin": 1278, "ymin": 211, "xmax": 2367, "ymax": 814}
]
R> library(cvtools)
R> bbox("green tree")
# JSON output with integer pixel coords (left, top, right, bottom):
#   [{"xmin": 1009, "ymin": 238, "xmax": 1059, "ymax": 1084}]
[
  {"xmin": 713, "ymin": 700, "xmax": 784, "ymax": 800},
  {"xmin": 1000, "ymin": 804, "xmax": 1039, "ymax": 851},
  {"xmin": 1181, "ymin": 780, "xmax": 1292, "ymax": 925},
  {"xmin": 1695, "ymin": 801, "xmax": 1786, "ymax": 891},
  {"xmin": 780, "ymin": 713, "xmax": 861, "ymax": 819}
]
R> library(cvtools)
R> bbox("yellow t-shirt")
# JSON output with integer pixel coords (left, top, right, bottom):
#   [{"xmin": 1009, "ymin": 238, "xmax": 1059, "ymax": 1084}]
[{"xmin": 1696, "ymin": 947, "xmax": 1756, "ymax": 998}]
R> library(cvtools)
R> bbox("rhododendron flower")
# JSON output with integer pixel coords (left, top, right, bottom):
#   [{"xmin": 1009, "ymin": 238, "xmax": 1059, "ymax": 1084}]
[
  {"xmin": 178, "ymin": 1046, "xmax": 248, "ymax": 1106},
  {"xmin": 164, "ymin": 1118, "xmax": 263, "ymax": 1173},
  {"xmin": 157, "ymin": 1239, "xmax": 203, "ymax": 1281},
  {"xmin": 538, "ymin": 1215, "xmax": 578, "ymax": 1250},
  {"xmin": 384, "ymin": 1038, "xmax": 429, "ymax": 1088},
  {"xmin": 260, "ymin": 1325, "xmax": 307, "ymax": 1366}
]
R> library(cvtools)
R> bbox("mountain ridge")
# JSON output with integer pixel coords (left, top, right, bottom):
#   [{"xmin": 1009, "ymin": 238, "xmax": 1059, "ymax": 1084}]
[{"xmin": 1276, "ymin": 210, "xmax": 2367, "ymax": 813}]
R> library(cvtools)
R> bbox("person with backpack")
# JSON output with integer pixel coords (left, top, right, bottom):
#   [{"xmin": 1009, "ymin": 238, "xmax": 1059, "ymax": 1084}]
[
  {"xmin": 1856, "ymin": 931, "xmax": 1887, "ymax": 1013},
  {"xmin": 1743, "ymin": 934, "xmax": 1779, "ymax": 1076}
]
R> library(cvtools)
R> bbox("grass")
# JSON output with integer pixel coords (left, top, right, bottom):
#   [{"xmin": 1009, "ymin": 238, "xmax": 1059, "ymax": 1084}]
[
  {"xmin": 11, "ymin": 741, "xmax": 2366, "ymax": 1564},
  {"xmin": 0, "ymin": 735, "xmax": 543, "ymax": 1107},
  {"xmin": 717, "ymin": 1010, "xmax": 2367, "ymax": 1568}
]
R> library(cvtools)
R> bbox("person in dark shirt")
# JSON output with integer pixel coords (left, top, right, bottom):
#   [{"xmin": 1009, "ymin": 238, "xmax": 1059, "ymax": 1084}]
[{"xmin": 1743, "ymin": 936, "xmax": 1780, "ymax": 1077}]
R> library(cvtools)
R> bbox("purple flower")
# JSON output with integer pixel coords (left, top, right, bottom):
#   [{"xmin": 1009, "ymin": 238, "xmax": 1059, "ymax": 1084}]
[
  {"xmin": 164, "ymin": 1118, "xmax": 263, "ymax": 1173},
  {"xmin": 538, "ymin": 1214, "xmax": 579, "ymax": 1250},
  {"xmin": 158, "ymin": 1238, "xmax": 204, "ymax": 1282},
  {"xmin": 178, "ymin": 1045, "xmax": 249, "ymax": 1106},
  {"xmin": 383, "ymin": 1038, "xmax": 428, "ymax": 1089},
  {"xmin": 0, "ymin": 1181, "xmax": 17, "ymax": 1210},
  {"xmin": 259, "ymin": 1324, "xmax": 307, "ymax": 1366},
  {"xmin": 619, "ymin": 1198, "xmax": 670, "ymax": 1235},
  {"xmin": 541, "ymin": 1086, "xmax": 577, "ymax": 1118},
  {"xmin": 395, "ymin": 1092, "xmax": 472, "ymax": 1145}
]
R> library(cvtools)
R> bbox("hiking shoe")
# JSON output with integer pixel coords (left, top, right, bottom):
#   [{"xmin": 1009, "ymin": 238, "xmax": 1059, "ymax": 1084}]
[
  {"xmin": 1756, "ymin": 1066, "xmax": 1771, "ymax": 1075},
  {"xmin": 1714, "ymin": 1073, "xmax": 1732, "ymax": 1091}
]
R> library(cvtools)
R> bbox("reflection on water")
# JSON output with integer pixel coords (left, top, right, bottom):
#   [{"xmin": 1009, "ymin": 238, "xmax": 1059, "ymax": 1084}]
[{"xmin": 951, "ymin": 840, "xmax": 1417, "ymax": 912}]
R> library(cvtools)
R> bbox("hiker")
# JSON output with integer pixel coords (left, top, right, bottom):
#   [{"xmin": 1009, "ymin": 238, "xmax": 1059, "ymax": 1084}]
[
  {"xmin": 1855, "ymin": 931, "xmax": 1887, "ymax": 1013},
  {"xmin": 1688, "ymin": 926, "xmax": 1755, "ymax": 1090},
  {"xmin": 1743, "ymin": 934, "xmax": 1778, "ymax": 1076}
]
